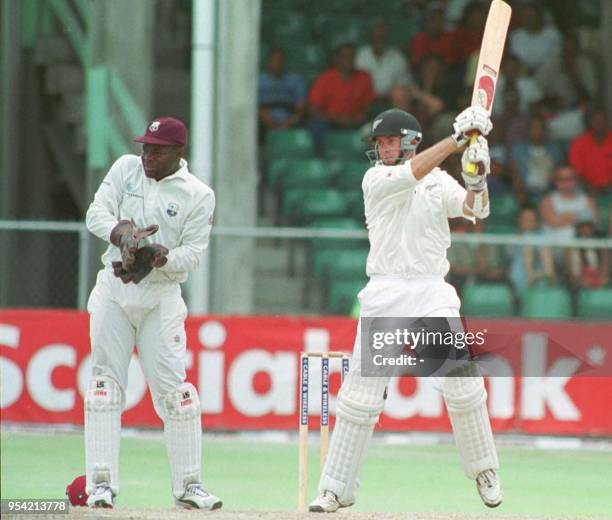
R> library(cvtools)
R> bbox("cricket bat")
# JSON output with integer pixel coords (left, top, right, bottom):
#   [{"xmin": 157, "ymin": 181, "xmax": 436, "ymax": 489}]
[{"xmin": 465, "ymin": 0, "xmax": 512, "ymax": 175}]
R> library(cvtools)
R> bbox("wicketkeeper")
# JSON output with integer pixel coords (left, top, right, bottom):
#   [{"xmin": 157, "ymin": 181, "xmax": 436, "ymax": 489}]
[{"xmin": 84, "ymin": 117, "xmax": 221, "ymax": 510}]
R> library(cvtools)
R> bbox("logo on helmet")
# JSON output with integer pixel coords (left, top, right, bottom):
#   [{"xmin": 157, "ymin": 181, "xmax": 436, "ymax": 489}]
[
  {"xmin": 149, "ymin": 121, "xmax": 161, "ymax": 132},
  {"xmin": 372, "ymin": 119, "xmax": 383, "ymax": 131}
]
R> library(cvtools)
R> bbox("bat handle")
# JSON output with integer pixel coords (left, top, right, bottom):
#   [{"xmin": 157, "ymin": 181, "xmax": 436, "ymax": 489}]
[{"xmin": 464, "ymin": 133, "xmax": 480, "ymax": 175}]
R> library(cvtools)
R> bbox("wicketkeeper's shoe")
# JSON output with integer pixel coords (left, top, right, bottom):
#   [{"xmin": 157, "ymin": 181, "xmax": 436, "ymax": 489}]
[
  {"xmin": 476, "ymin": 469, "xmax": 502, "ymax": 508},
  {"xmin": 309, "ymin": 490, "xmax": 354, "ymax": 513},
  {"xmin": 175, "ymin": 483, "xmax": 223, "ymax": 510},
  {"xmin": 86, "ymin": 485, "xmax": 115, "ymax": 508}
]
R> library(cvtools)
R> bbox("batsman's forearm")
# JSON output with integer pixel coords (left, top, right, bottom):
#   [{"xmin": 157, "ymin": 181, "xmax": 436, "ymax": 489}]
[{"xmin": 410, "ymin": 137, "xmax": 457, "ymax": 180}]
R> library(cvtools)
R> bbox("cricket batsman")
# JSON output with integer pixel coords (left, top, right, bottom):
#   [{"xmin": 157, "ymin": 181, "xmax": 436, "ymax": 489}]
[
  {"xmin": 83, "ymin": 117, "xmax": 222, "ymax": 510},
  {"xmin": 309, "ymin": 106, "xmax": 502, "ymax": 512}
]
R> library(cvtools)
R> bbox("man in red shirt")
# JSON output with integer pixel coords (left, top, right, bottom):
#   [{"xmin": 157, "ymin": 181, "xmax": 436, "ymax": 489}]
[
  {"xmin": 308, "ymin": 43, "xmax": 375, "ymax": 150},
  {"xmin": 568, "ymin": 106, "xmax": 612, "ymax": 191}
]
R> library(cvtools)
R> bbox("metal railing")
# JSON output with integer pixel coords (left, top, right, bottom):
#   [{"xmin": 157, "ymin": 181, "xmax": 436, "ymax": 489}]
[{"xmin": 1, "ymin": 220, "xmax": 611, "ymax": 311}]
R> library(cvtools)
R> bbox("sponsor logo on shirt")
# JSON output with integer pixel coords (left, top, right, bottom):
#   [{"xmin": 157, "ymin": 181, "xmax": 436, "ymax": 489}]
[{"xmin": 167, "ymin": 202, "xmax": 179, "ymax": 217}]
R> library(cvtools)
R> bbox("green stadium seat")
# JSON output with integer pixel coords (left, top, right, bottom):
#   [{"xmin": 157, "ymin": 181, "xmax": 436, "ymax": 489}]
[
  {"xmin": 308, "ymin": 217, "xmax": 363, "ymax": 252},
  {"xmin": 263, "ymin": 13, "xmax": 313, "ymax": 47},
  {"xmin": 294, "ymin": 189, "xmax": 348, "ymax": 224},
  {"xmin": 462, "ymin": 283, "xmax": 515, "ymax": 317},
  {"xmin": 577, "ymin": 288, "xmax": 612, "ymax": 319},
  {"xmin": 327, "ymin": 249, "xmax": 369, "ymax": 280},
  {"xmin": 281, "ymin": 188, "xmax": 312, "ymax": 218},
  {"xmin": 317, "ymin": 17, "xmax": 368, "ymax": 48},
  {"xmin": 488, "ymin": 193, "xmax": 519, "ymax": 226},
  {"xmin": 327, "ymin": 279, "xmax": 366, "ymax": 315},
  {"xmin": 521, "ymin": 286, "xmax": 572, "ymax": 319},
  {"xmin": 596, "ymin": 194, "xmax": 611, "ymax": 233},
  {"xmin": 387, "ymin": 18, "xmax": 421, "ymax": 45},
  {"xmin": 335, "ymin": 161, "xmax": 366, "ymax": 190},
  {"xmin": 324, "ymin": 131, "xmax": 367, "ymax": 161},
  {"xmin": 266, "ymin": 158, "xmax": 291, "ymax": 188},
  {"xmin": 278, "ymin": 159, "xmax": 334, "ymax": 190},
  {"xmin": 284, "ymin": 44, "xmax": 327, "ymax": 76},
  {"xmin": 486, "ymin": 222, "xmax": 519, "ymax": 234},
  {"xmin": 343, "ymin": 190, "xmax": 365, "ymax": 222},
  {"xmin": 266, "ymin": 129, "xmax": 315, "ymax": 159}
]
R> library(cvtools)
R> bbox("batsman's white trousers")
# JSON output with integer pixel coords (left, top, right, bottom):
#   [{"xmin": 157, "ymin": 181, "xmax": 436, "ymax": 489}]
[
  {"xmin": 87, "ymin": 268, "xmax": 188, "ymax": 415},
  {"xmin": 319, "ymin": 274, "xmax": 498, "ymax": 503}
]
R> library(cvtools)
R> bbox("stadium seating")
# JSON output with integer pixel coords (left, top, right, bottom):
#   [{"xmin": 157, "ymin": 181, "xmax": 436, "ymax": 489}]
[
  {"xmin": 327, "ymin": 279, "xmax": 366, "ymax": 314},
  {"xmin": 323, "ymin": 130, "xmax": 367, "ymax": 161},
  {"xmin": 335, "ymin": 161, "xmax": 366, "ymax": 190},
  {"xmin": 308, "ymin": 217, "xmax": 364, "ymax": 252},
  {"xmin": 326, "ymin": 249, "xmax": 368, "ymax": 280},
  {"xmin": 266, "ymin": 129, "xmax": 315, "ymax": 159},
  {"xmin": 297, "ymin": 189, "xmax": 349, "ymax": 224},
  {"xmin": 283, "ymin": 44, "xmax": 327, "ymax": 78},
  {"xmin": 488, "ymin": 193, "xmax": 519, "ymax": 226},
  {"xmin": 461, "ymin": 283, "xmax": 515, "ymax": 317},
  {"xmin": 520, "ymin": 286, "xmax": 572, "ymax": 319},
  {"xmin": 577, "ymin": 288, "xmax": 612, "ymax": 319},
  {"xmin": 262, "ymin": 13, "xmax": 313, "ymax": 47},
  {"xmin": 277, "ymin": 158, "xmax": 335, "ymax": 190}
]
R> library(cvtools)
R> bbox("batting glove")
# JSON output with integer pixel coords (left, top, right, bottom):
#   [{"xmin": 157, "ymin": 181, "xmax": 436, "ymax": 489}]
[
  {"xmin": 451, "ymin": 106, "xmax": 493, "ymax": 147},
  {"xmin": 461, "ymin": 135, "xmax": 490, "ymax": 191}
]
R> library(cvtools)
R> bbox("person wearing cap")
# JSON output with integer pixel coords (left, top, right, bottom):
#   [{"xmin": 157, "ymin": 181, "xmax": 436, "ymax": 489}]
[{"xmin": 83, "ymin": 117, "xmax": 222, "ymax": 510}]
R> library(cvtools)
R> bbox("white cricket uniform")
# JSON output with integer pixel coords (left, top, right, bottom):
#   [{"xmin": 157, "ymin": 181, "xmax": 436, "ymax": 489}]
[
  {"xmin": 317, "ymin": 160, "xmax": 498, "ymax": 505},
  {"xmin": 85, "ymin": 154, "xmax": 215, "ymax": 413},
  {"xmin": 352, "ymin": 161, "xmax": 474, "ymax": 364}
]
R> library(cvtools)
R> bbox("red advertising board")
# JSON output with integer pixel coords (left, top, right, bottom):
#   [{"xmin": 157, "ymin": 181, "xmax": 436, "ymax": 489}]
[{"xmin": 1, "ymin": 310, "xmax": 611, "ymax": 435}]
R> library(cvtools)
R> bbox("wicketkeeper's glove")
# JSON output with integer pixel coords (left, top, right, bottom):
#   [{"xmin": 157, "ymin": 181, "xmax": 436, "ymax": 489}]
[
  {"xmin": 110, "ymin": 219, "xmax": 159, "ymax": 270},
  {"xmin": 112, "ymin": 243, "xmax": 169, "ymax": 284}
]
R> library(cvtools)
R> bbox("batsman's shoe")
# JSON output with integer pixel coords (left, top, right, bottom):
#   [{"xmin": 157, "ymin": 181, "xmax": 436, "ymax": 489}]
[
  {"xmin": 476, "ymin": 469, "xmax": 502, "ymax": 508},
  {"xmin": 175, "ymin": 484, "xmax": 223, "ymax": 510},
  {"xmin": 86, "ymin": 485, "xmax": 115, "ymax": 508},
  {"xmin": 309, "ymin": 490, "xmax": 354, "ymax": 513}
]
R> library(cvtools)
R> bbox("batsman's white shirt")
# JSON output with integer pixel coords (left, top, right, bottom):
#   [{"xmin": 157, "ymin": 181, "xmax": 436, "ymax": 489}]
[
  {"xmin": 86, "ymin": 154, "xmax": 215, "ymax": 283},
  {"xmin": 85, "ymin": 154, "xmax": 214, "ymax": 412},
  {"xmin": 363, "ymin": 161, "xmax": 473, "ymax": 278}
]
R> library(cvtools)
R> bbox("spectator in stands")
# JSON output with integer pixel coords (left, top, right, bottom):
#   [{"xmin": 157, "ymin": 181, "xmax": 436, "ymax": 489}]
[
  {"xmin": 540, "ymin": 166, "xmax": 598, "ymax": 240},
  {"xmin": 356, "ymin": 19, "xmax": 413, "ymax": 107},
  {"xmin": 509, "ymin": 2, "xmax": 561, "ymax": 73},
  {"xmin": 509, "ymin": 206, "xmax": 556, "ymax": 294},
  {"xmin": 534, "ymin": 33, "xmax": 599, "ymax": 110},
  {"xmin": 491, "ymin": 54, "xmax": 543, "ymax": 117},
  {"xmin": 258, "ymin": 47, "xmax": 307, "ymax": 135},
  {"xmin": 408, "ymin": 3, "xmax": 455, "ymax": 69},
  {"xmin": 450, "ymin": 1, "xmax": 487, "ymax": 65},
  {"xmin": 308, "ymin": 43, "xmax": 375, "ymax": 151},
  {"xmin": 568, "ymin": 106, "xmax": 612, "ymax": 191},
  {"xmin": 566, "ymin": 219, "xmax": 609, "ymax": 290},
  {"xmin": 389, "ymin": 84, "xmax": 444, "ymax": 138},
  {"xmin": 474, "ymin": 220, "xmax": 508, "ymax": 283},
  {"xmin": 509, "ymin": 114, "xmax": 563, "ymax": 200}
]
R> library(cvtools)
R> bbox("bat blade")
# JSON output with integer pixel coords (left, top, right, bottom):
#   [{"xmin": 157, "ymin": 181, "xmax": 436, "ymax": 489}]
[{"xmin": 466, "ymin": 0, "xmax": 512, "ymax": 174}]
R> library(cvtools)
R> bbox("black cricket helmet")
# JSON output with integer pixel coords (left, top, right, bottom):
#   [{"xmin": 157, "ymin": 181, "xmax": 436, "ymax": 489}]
[{"xmin": 366, "ymin": 108, "xmax": 423, "ymax": 164}]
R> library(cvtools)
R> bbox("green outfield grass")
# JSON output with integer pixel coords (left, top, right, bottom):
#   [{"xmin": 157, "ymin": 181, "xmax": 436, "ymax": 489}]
[{"xmin": 1, "ymin": 431, "xmax": 611, "ymax": 517}]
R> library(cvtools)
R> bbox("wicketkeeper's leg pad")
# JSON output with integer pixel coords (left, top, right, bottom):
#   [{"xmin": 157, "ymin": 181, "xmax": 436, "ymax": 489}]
[
  {"xmin": 85, "ymin": 375, "xmax": 123, "ymax": 495},
  {"xmin": 443, "ymin": 365, "xmax": 499, "ymax": 479},
  {"xmin": 162, "ymin": 383, "xmax": 202, "ymax": 498},
  {"xmin": 318, "ymin": 369, "xmax": 388, "ymax": 505}
]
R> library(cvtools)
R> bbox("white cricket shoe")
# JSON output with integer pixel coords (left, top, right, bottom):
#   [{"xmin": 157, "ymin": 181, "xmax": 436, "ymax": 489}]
[
  {"xmin": 175, "ymin": 483, "xmax": 223, "ymax": 510},
  {"xmin": 309, "ymin": 490, "xmax": 354, "ymax": 513},
  {"xmin": 86, "ymin": 484, "xmax": 115, "ymax": 508},
  {"xmin": 476, "ymin": 469, "xmax": 502, "ymax": 508}
]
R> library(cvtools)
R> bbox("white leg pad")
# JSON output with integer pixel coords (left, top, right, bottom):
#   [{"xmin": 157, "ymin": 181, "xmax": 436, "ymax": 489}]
[
  {"xmin": 163, "ymin": 383, "xmax": 202, "ymax": 498},
  {"xmin": 318, "ymin": 369, "xmax": 388, "ymax": 505},
  {"xmin": 443, "ymin": 370, "xmax": 499, "ymax": 479},
  {"xmin": 85, "ymin": 375, "xmax": 123, "ymax": 495}
]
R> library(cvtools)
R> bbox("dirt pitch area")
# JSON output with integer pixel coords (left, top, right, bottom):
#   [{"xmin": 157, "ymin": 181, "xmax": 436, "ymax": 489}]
[{"xmin": 2, "ymin": 509, "xmax": 599, "ymax": 520}]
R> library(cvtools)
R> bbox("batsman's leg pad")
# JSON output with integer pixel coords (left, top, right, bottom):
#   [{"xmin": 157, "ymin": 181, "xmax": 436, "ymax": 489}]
[
  {"xmin": 85, "ymin": 375, "xmax": 123, "ymax": 495},
  {"xmin": 162, "ymin": 383, "xmax": 202, "ymax": 498},
  {"xmin": 443, "ymin": 365, "xmax": 498, "ymax": 479},
  {"xmin": 319, "ymin": 369, "xmax": 388, "ymax": 505}
]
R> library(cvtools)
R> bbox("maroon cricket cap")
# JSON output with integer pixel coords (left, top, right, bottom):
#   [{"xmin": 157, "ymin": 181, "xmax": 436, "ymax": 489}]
[
  {"xmin": 134, "ymin": 117, "xmax": 188, "ymax": 147},
  {"xmin": 66, "ymin": 475, "xmax": 88, "ymax": 506}
]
